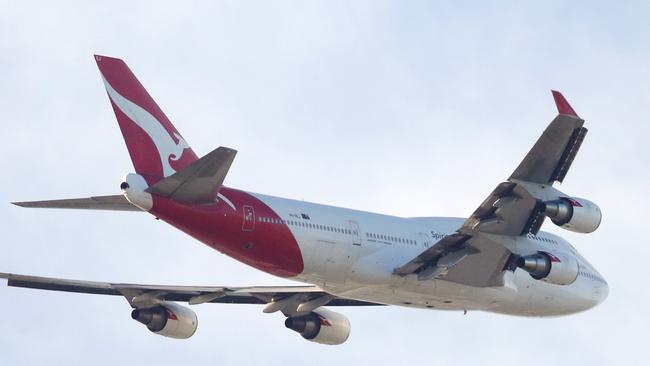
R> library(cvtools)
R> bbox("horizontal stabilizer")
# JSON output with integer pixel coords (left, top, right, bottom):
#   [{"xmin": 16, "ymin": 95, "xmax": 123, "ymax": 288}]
[
  {"xmin": 12, "ymin": 195, "xmax": 141, "ymax": 211},
  {"xmin": 146, "ymin": 146, "xmax": 237, "ymax": 204}
]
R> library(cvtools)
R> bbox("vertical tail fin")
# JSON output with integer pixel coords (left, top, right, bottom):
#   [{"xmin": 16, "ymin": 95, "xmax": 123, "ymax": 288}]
[{"xmin": 94, "ymin": 55, "xmax": 198, "ymax": 184}]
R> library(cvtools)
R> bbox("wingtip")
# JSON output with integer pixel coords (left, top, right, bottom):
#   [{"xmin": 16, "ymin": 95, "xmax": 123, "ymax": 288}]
[
  {"xmin": 93, "ymin": 54, "xmax": 125, "ymax": 65},
  {"xmin": 551, "ymin": 90, "xmax": 578, "ymax": 117}
]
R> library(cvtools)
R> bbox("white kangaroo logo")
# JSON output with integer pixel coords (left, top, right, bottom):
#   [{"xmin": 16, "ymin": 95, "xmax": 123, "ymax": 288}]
[
  {"xmin": 103, "ymin": 77, "xmax": 237, "ymax": 211},
  {"xmin": 102, "ymin": 77, "xmax": 190, "ymax": 177}
]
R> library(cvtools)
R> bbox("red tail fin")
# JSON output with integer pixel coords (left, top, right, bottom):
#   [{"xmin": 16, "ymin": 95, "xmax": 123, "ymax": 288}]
[{"xmin": 95, "ymin": 55, "xmax": 198, "ymax": 184}]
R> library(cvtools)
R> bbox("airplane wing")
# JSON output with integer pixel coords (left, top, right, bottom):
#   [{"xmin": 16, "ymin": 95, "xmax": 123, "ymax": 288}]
[
  {"xmin": 395, "ymin": 91, "xmax": 587, "ymax": 287},
  {"xmin": 0, "ymin": 273, "xmax": 381, "ymax": 315}
]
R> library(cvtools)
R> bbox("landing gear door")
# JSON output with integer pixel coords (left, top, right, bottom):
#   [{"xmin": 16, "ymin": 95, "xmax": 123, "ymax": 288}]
[
  {"xmin": 242, "ymin": 205, "xmax": 255, "ymax": 232},
  {"xmin": 349, "ymin": 220, "xmax": 362, "ymax": 246}
]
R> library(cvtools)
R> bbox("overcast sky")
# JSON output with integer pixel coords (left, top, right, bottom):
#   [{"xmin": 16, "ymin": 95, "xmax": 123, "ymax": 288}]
[{"xmin": 1, "ymin": 1, "xmax": 649, "ymax": 365}]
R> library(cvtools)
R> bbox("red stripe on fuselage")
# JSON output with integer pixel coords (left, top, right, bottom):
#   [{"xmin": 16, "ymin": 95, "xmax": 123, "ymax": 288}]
[{"xmin": 149, "ymin": 187, "xmax": 304, "ymax": 277}]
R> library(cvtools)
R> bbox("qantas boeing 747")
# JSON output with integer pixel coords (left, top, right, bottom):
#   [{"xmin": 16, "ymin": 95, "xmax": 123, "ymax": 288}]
[{"xmin": 1, "ymin": 55, "xmax": 608, "ymax": 345}]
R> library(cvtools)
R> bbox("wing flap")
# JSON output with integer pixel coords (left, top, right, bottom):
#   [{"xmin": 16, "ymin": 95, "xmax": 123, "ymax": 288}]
[
  {"xmin": 462, "ymin": 182, "xmax": 538, "ymax": 236},
  {"xmin": 394, "ymin": 233, "xmax": 471, "ymax": 276},
  {"xmin": 440, "ymin": 235, "xmax": 512, "ymax": 287}
]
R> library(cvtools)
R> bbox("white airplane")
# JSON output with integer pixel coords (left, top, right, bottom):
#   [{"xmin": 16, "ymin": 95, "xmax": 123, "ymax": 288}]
[{"xmin": 1, "ymin": 55, "xmax": 608, "ymax": 345}]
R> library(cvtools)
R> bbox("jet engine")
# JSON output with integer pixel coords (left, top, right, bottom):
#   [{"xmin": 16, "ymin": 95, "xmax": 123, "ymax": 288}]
[
  {"xmin": 544, "ymin": 197, "xmax": 601, "ymax": 233},
  {"xmin": 517, "ymin": 251, "xmax": 579, "ymax": 285},
  {"xmin": 284, "ymin": 308, "xmax": 351, "ymax": 345},
  {"xmin": 131, "ymin": 302, "xmax": 198, "ymax": 339}
]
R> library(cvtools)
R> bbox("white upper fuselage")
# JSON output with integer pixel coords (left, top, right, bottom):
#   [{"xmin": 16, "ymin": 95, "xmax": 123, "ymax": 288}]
[{"xmin": 251, "ymin": 192, "xmax": 609, "ymax": 317}]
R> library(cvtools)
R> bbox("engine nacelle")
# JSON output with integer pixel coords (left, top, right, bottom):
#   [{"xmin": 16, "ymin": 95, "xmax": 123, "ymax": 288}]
[
  {"xmin": 544, "ymin": 197, "xmax": 601, "ymax": 233},
  {"xmin": 131, "ymin": 302, "xmax": 198, "ymax": 339},
  {"xmin": 284, "ymin": 308, "xmax": 351, "ymax": 345},
  {"xmin": 518, "ymin": 251, "xmax": 579, "ymax": 285}
]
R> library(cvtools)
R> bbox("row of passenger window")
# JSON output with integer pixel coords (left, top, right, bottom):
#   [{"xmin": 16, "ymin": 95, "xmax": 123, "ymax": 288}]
[
  {"xmin": 258, "ymin": 216, "xmax": 283, "ymax": 224},
  {"xmin": 258, "ymin": 216, "xmax": 356, "ymax": 235},
  {"xmin": 289, "ymin": 220, "xmax": 355, "ymax": 235},
  {"xmin": 258, "ymin": 216, "xmax": 413, "ymax": 244},
  {"xmin": 366, "ymin": 232, "xmax": 416, "ymax": 245},
  {"xmin": 578, "ymin": 270, "xmax": 607, "ymax": 285}
]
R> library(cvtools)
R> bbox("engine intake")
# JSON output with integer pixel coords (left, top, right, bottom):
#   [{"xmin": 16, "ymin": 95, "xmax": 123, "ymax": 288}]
[
  {"xmin": 285, "ymin": 308, "xmax": 350, "ymax": 345},
  {"xmin": 517, "ymin": 251, "xmax": 578, "ymax": 285},
  {"xmin": 131, "ymin": 302, "xmax": 198, "ymax": 339},
  {"xmin": 544, "ymin": 197, "xmax": 601, "ymax": 233}
]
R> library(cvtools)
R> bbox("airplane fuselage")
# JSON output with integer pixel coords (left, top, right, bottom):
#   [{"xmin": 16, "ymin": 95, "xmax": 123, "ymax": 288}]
[{"xmin": 140, "ymin": 183, "xmax": 608, "ymax": 317}]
